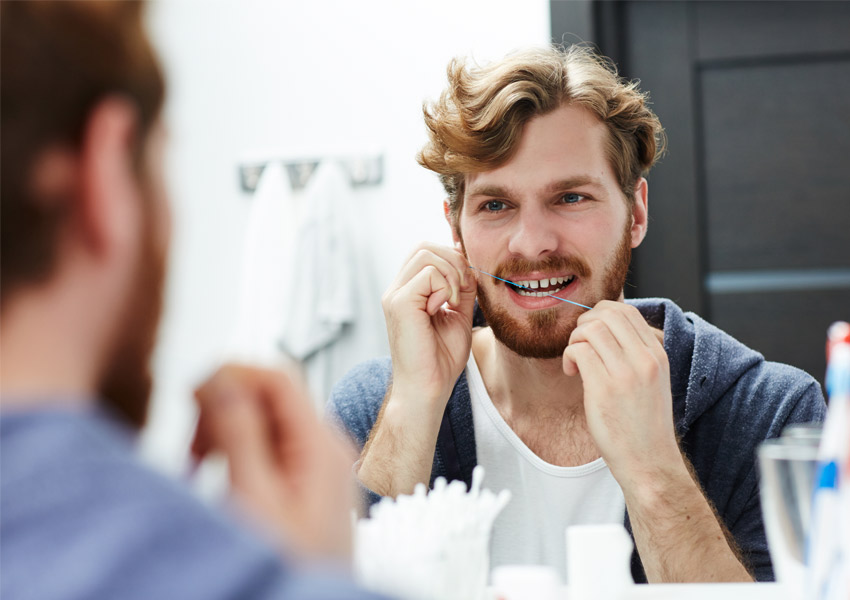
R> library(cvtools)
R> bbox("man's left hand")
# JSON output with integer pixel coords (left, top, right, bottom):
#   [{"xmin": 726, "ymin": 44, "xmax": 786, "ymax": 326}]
[{"xmin": 562, "ymin": 300, "xmax": 682, "ymax": 490}]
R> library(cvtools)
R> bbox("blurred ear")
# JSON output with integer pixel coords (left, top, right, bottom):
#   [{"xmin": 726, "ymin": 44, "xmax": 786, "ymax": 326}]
[
  {"xmin": 630, "ymin": 177, "xmax": 649, "ymax": 249},
  {"xmin": 444, "ymin": 199, "xmax": 462, "ymax": 247},
  {"xmin": 77, "ymin": 97, "xmax": 141, "ymax": 259}
]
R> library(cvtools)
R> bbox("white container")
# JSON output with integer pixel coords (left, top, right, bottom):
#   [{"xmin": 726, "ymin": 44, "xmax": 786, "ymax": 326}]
[
  {"xmin": 566, "ymin": 524, "xmax": 634, "ymax": 600},
  {"xmin": 491, "ymin": 565, "xmax": 561, "ymax": 600}
]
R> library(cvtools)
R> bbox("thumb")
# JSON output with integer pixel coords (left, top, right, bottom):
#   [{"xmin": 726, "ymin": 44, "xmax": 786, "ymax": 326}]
[
  {"xmin": 454, "ymin": 276, "xmax": 478, "ymax": 325},
  {"xmin": 562, "ymin": 345, "xmax": 580, "ymax": 377}
]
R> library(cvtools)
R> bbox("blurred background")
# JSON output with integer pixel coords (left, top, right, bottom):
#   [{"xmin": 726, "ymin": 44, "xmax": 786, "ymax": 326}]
[{"xmin": 141, "ymin": 0, "xmax": 849, "ymax": 473}]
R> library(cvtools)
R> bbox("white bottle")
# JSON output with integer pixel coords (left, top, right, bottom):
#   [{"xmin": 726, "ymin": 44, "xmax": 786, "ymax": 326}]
[{"xmin": 566, "ymin": 524, "xmax": 634, "ymax": 600}]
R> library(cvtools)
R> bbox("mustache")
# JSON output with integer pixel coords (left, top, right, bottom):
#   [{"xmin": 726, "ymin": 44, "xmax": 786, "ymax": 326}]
[{"xmin": 492, "ymin": 255, "xmax": 591, "ymax": 282}]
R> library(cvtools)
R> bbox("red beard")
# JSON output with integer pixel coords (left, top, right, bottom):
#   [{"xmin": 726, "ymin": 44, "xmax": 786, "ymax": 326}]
[
  {"xmin": 97, "ymin": 193, "xmax": 167, "ymax": 429},
  {"xmin": 473, "ymin": 223, "xmax": 632, "ymax": 359}
]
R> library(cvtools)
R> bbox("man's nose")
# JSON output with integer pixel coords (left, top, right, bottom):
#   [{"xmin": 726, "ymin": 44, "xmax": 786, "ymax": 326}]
[{"xmin": 506, "ymin": 205, "xmax": 559, "ymax": 258}]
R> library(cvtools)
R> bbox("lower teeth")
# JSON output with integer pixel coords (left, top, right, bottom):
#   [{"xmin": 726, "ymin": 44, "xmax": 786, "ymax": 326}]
[{"xmin": 516, "ymin": 285, "xmax": 568, "ymax": 297}]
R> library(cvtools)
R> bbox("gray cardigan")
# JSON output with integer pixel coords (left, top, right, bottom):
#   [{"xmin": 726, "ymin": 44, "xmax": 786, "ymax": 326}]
[{"xmin": 328, "ymin": 298, "xmax": 827, "ymax": 583}]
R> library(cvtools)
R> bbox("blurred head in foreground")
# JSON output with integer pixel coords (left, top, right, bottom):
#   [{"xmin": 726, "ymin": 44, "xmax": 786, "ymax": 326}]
[{"xmin": 1, "ymin": 0, "xmax": 168, "ymax": 427}]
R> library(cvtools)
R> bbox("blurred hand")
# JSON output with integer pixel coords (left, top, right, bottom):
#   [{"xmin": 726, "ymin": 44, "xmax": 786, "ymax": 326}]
[{"xmin": 191, "ymin": 364, "xmax": 357, "ymax": 560}]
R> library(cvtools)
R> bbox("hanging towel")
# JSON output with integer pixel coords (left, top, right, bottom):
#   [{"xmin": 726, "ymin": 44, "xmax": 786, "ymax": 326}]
[
  {"xmin": 282, "ymin": 160, "xmax": 390, "ymax": 410},
  {"xmin": 279, "ymin": 161, "xmax": 356, "ymax": 362},
  {"xmin": 231, "ymin": 161, "xmax": 296, "ymax": 363}
]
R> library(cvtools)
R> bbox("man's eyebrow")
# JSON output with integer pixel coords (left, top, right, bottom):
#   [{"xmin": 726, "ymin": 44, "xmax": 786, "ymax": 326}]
[
  {"xmin": 543, "ymin": 177, "xmax": 604, "ymax": 193},
  {"xmin": 466, "ymin": 184, "xmax": 515, "ymax": 199},
  {"xmin": 466, "ymin": 177, "xmax": 605, "ymax": 199}
]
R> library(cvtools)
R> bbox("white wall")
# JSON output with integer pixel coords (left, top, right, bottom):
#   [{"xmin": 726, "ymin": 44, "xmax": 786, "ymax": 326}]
[{"xmin": 142, "ymin": 0, "xmax": 550, "ymax": 472}]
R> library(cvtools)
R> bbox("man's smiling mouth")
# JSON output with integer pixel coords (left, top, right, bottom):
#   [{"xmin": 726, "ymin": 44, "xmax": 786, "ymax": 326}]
[{"xmin": 506, "ymin": 275, "xmax": 576, "ymax": 297}]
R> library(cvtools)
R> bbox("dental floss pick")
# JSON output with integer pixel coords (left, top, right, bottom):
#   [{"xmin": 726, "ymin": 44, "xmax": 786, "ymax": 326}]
[{"xmin": 468, "ymin": 266, "xmax": 593, "ymax": 310}]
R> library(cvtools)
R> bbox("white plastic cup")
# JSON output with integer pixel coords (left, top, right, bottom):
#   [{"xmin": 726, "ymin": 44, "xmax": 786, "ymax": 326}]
[{"xmin": 566, "ymin": 524, "xmax": 634, "ymax": 600}]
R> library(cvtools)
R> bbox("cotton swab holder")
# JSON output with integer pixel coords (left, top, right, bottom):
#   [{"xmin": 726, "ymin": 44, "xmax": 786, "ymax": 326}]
[{"xmin": 353, "ymin": 466, "xmax": 510, "ymax": 600}]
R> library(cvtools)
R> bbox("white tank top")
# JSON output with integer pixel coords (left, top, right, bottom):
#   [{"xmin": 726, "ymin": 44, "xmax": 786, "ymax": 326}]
[{"xmin": 466, "ymin": 353, "xmax": 626, "ymax": 583}]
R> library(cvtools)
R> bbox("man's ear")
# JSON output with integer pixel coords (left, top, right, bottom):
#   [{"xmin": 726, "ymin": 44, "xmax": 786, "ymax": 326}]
[
  {"xmin": 444, "ymin": 199, "xmax": 462, "ymax": 247},
  {"xmin": 629, "ymin": 177, "xmax": 649, "ymax": 249},
  {"xmin": 77, "ymin": 96, "xmax": 141, "ymax": 259}
]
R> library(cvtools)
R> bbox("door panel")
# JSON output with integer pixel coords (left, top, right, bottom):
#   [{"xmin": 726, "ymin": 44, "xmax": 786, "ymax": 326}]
[
  {"xmin": 695, "ymin": 1, "xmax": 850, "ymax": 61},
  {"xmin": 552, "ymin": 0, "xmax": 850, "ymax": 385},
  {"xmin": 701, "ymin": 60, "xmax": 850, "ymax": 271}
]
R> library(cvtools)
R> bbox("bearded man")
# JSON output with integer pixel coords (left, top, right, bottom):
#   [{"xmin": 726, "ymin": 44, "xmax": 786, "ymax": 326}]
[{"xmin": 327, "ymin": 46, "xmax": 826, "ymax": 584}]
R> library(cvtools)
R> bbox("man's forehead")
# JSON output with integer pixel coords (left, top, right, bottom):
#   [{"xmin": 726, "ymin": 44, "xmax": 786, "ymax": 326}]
[{"xmin": 462, "ymin": 104, "xmax": 617, "ymax": 200}]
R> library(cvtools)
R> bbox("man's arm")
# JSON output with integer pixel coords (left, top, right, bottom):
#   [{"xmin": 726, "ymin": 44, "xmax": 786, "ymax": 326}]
[
  {"xmin": 356, "ymin": 243, "xmax": 477, "ymax": 497},
  {"xmin": 624, "ymin": 451, "xmax": 753, "ymax": 582},
  {"xmin": 357, "ymin": 383, "xmax": 443, "ymax": 497},
  {"xmin": 563, "ymin": 301, "xmax": 752, "ymax": 582}
]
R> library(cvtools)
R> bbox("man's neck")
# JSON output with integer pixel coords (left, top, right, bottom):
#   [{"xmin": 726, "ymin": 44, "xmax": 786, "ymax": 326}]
[
  {"xmin": 0, "ymin": 286, "xmax": 102, "ymax": 408},
  {"xmin": 472, "ymin": 327, "xmax": 584, "ymax": 416},
  {"xmin": 471, "ymin": 327, "xmax": 599, "ymax": 466}
]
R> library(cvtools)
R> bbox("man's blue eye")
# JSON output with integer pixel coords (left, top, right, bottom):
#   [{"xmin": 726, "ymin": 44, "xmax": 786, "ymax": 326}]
[
  {"xmin": 561, "ymin": 193, "xmax": 583, "ymax": 204},
  {"xmin": 485, "ymin": 200, "xmax": 506, "ymax": 211}
]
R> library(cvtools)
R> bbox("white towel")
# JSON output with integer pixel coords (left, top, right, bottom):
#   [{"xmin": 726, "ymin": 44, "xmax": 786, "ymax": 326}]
[
  {"xmin": 279, "ymin": 161, "xmax": 356, "ymax": 361},
  {"xmin": 233, "ymin": 158, "xmax": 388, "ymax": 409},
  {"xmin": 279, "ymin": 160, "xmax": 389, "ymax": 409},
  {"xmin": 231, "ymin": 162, "xmax": 296, "ymax": 363}
]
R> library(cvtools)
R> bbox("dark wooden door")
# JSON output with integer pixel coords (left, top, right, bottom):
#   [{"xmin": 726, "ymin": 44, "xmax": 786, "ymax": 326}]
[{"xmin": 554, "ymin": 0, "xmax": 850, "ymax": 385}]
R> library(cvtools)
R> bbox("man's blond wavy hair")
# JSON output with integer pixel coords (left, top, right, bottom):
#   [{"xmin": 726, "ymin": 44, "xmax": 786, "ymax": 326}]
[{"xmin": 417, "ymin": 45, "xmax": 666, "ymax": 223}]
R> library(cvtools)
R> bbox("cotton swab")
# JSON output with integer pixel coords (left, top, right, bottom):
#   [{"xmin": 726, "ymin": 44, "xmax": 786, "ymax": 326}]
[
  {"xmin": 353, "ymin": 466, "xmax": 510, "ymax": 600},
  {"xmin": 468, "ymin": 266, "xmax": 593, "ymax": 310}
]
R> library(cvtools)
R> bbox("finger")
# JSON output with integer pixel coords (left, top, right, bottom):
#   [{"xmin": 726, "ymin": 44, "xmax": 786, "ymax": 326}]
[
  {"xmin": 403, "ymin": 242, "xmax": 470, "ymax": 282},
  {"xmin": 251, "ymin": 368, "xmax": 324, "ymax": 466},
  {"xmin": 562, "ymin": 346, "xmax": 579, "ymax": 376},
  {"xmin": 575, "ymin": 308, "xmax": 641, "ymax": 359},
  {"xmin": 394, "ymin": 245, "xmax": 468, "ymax": 303},
  {"xmin": 395, "ymin": 264, "xmax": 454, "ymax": 316},
  {"xmin": 190, "ymin": 408, "xmax": 210, "ymax": 460},
  {"xmin": 453, "ymin": 275, "xmax": 478, "ymax": 324},
  {"xmin": 197, "ymin": 364, "xmax": 305, "ymax": 451},
  {"xmin": 562, "ymin": 341, "xmax": 607, "ymax": 381},
  {"xmin": 569, "ymin": 320, "xmax": 621, "ymax": 377},
  {"xmin": 580, "ymin": 301, "xmax": 659, "ymax": 350},
  {"xmin": 205, "ymin": 364, "xmax": 319, "ymax": 463},
  {"xmin": 194, "ymin": 373, "xmax": 276, "ymax": 488},
  {"xmin": 426, "ymin": 287, "xmax": 451, "ymax": 315},
  {"xmin": 223, "ymin": 366, "xmax": 337, "ymax": 485},
  {"xmin": 619, "ymin": 303, "xmax": 665, "ymax": 350},
  {"xmin": 192, "ymin": 368, "xmax": 234, "ymax": 460},
  {"xmin": 396, "ymin": 252, "xmax": 459, "ymax": 306}
]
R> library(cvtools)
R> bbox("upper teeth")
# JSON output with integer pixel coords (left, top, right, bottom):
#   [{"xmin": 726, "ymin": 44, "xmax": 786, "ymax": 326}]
[{"xmin": 515, "ymin": 276, "xmax": 573, "ymax": 289}]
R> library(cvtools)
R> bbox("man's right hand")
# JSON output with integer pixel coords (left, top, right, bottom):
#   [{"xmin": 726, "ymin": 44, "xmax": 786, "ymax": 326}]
[
  {"xmin": 358, "ymin": 243, "xmax": 477, "ymax": 497},
  {"xmin": 192, "ymin": 365, "xmax": 357, "ymax": 561},
  {"xmin": 383, "ymin": 243, "xmax": 478, "ymax": 403}
]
